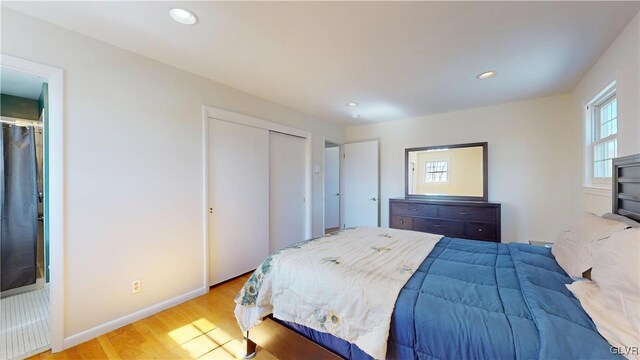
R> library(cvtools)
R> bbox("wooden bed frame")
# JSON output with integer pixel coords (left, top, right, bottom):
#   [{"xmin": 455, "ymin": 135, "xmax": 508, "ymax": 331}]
[
  {"xmin": 242, "ymin": 316, "xmax": 340, "ymax": 359},
  {"xmin": 612, "ymin": 153, "xmax": 640, "ymax": 221},
  {"xmin": 242, "ymin": 153, "xmax": 640, "ymax": 359}
]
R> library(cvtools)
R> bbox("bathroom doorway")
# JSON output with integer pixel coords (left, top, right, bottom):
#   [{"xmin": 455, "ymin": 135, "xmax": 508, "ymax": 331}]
[
  {"xmin": 0, "ymin": 67, "xmax": 50, "ymax": 359},
  {"xmin": 0, "ymin": 55, "xmax": 63, "ymax": 357}
]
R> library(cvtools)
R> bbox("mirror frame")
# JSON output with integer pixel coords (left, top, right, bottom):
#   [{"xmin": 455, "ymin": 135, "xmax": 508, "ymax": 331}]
[{"xmin": 404, "ymin": 142, "xmax": 488, "ymax": 201}]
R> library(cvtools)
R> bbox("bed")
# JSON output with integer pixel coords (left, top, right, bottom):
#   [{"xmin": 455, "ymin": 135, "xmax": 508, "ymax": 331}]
[{"xmin": 237, "ymin": 153, "xmax": 640, "ymax": 359}]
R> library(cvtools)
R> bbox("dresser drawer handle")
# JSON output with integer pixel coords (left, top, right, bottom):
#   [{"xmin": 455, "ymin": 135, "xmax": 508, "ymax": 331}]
[
  {"xmin": 478, "ymin": 229, "xmax": 483, "ymax": 232},
  {"xmin": 432, "ymin": 224, "xmax": 443, "ymax": 228},
  {"xmin": 459, "ymin": 212, "xmax": 472, "ymax": 215},
  {"xmin": 400, "ymin": 220, "xmax": 404, "ymax": 224}
]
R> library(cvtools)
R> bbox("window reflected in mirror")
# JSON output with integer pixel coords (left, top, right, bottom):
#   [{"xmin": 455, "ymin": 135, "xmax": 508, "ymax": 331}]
[{"xmin": 406, "ymin": 143, "xmax": 486, "ymax": 199}]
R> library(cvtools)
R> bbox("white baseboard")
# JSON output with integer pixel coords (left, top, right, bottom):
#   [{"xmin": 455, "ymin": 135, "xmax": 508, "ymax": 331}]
[{"xmin": 62, "ymin": 287, "xmax": 207, "ymax": 349}]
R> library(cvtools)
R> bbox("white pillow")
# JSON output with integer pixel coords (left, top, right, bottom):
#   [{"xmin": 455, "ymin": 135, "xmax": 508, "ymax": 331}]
[
  {"xmin": 567, "ymin": 280, "xmax": 640, "ymax": 359},
  {"xmin": 590, "ymin": 228, "xmax": 640, "ymax": 335},
  {"xmin": 602, "ymin": 213, "xmax": 640, "ymax": 228},
  {"xmin": 552, "ymin": 212, "xmax": 629, "ymax": 278}
]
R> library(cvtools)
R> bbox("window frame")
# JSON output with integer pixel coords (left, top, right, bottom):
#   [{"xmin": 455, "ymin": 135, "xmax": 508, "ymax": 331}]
[
  {"xmin": 586, "ymin": 81, "xmax": 617, "ymax": 187},
  {"xmin": 424, "ymin": 160, "xmax": 449, "ymax": 184}
]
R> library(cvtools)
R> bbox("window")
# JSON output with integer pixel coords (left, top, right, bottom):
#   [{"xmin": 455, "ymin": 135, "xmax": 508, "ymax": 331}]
[
  {"xmin": 588, "ymin": 84, "xmax": 617, "ymax": 184},
  {"xmin": 425, "ymin": 161, "xmax": 448, "ymax": 183}
]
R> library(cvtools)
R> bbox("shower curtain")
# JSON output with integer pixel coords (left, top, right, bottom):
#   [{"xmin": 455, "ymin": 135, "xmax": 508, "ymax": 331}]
[{"xmin": 1, "ymin": 125, "xmax": 38, "ymax": 292}]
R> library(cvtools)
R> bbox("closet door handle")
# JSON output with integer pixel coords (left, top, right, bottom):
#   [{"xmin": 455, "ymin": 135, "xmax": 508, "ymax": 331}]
[{"xmin": 370, "ymin": 197, "xmax": 377, "ymax": 201}]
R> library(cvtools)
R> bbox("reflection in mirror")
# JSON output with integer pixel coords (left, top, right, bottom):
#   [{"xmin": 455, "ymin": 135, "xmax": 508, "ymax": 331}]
[{"xmin": 406, "ymin": 143, "xmax": 486, "ymax": 199}]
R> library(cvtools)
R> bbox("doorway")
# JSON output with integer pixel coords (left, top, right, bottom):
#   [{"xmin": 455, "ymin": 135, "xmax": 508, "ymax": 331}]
[
  {"xmin": 1, "ymin": 54, "xmax": 64, "ymax": 354},
  {"xmin": 1, "ymin": 65, "xmax": 49, "ymax": 359},
  {"xmin": 324, "ymin": 142, "xmax": 340, "ymax": 233}
]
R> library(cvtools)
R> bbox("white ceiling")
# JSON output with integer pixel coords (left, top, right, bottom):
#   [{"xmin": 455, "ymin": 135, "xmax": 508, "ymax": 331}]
[
  {"xmin": 0, "ymin": 68, "xmax": 45, "ymax": 100},
  {"xmin": 4, "ymin": 1, "xmax": 638, "ymax": 124}
]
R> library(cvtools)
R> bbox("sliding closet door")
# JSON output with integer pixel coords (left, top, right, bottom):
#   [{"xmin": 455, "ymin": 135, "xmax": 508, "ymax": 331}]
[
  {"xmin": 208, "ymin": 119, "xmax": 269, "ymax": 286},
  {"xmin": 269, "ymin": 131, "xmax": 306, "ymax": 252}
]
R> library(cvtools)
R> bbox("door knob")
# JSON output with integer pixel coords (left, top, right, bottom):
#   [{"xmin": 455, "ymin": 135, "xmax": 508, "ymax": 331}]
[
  {"xmin": 370, "ymin": 197, "xmax": 377, "ymax": 201},
  {"xmin": 336, "ymin": 193, "xmax": 340, "ymax": 196}
]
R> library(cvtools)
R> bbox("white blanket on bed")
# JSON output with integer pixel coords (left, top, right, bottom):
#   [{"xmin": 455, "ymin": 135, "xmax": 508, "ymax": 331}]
[{"xmin": 234, "ymin": 226, "xmax": 442, "ymax": 359}]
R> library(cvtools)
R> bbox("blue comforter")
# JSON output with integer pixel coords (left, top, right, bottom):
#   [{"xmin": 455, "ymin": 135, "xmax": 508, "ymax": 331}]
[{"xmin": 282, "ymin": 237, "xmax": 618, "ymax": 359}]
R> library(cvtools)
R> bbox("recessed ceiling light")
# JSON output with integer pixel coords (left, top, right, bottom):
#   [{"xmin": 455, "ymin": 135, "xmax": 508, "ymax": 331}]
[
  {"xmin": 346, "ymin": 102, "xmax": 359, "ymax": 107},
  {"xmin": 476, "ymin": 71, "xmax": 497, "ymax": 80},
  {"xmin": 170, "ymin": 8, "xmax": 198, "ymax": 25}
]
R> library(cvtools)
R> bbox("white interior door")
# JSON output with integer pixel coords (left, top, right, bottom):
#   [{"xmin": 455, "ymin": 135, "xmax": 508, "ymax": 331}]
[
  {"xmin": 343, "ymin": 140, "xmax": 379, "ymax": 228},
  {"xmin": 269, "ymin": 131, "xmax": 307, "ymax": 252},
  {"xmin": 324, "ymin": 146, "xmax": 340, "ymax": 229},
  {"xmin": 209, "ymin": 118, "xmax": 269, "ymax": 285},
  {"xmin": 409, "ymin": 161, "xmax": 417, "ymax": 193}
]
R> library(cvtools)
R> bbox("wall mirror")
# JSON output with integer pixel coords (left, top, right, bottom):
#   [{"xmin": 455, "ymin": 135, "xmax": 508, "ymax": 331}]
[{"xmin": 405, "ymin": 142, "xmax": 487, "ymax": 201}]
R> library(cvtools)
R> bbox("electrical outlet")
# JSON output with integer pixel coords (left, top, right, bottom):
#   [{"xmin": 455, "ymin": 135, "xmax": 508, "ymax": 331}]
[{"xmin": 132, "ymin": 280, "xmax": 141, "ymax": 294}]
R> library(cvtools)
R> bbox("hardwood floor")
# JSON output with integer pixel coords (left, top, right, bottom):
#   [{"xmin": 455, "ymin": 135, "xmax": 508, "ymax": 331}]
[{"xmin": 30, "ymin": 274, "xmax": 280, "ymax": 360}]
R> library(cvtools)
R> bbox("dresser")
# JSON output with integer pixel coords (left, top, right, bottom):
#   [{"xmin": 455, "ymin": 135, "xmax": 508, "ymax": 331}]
[{"xmin": 389, "ymin": 198, "xmax": 501, "ymax": 242}]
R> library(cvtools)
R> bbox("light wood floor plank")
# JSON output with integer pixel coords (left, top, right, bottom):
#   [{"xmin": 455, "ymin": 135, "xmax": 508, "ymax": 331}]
[
  {"xmin": 30, "ymin": 273, "xmax": 336, "ymax": 359},
  {"xmin": 96, "ymin": 336, "xmax": 121, "ymax": 360},
  {"xmin": 29, "ymin": 275, "xmax": 266, "ymax": 359}
]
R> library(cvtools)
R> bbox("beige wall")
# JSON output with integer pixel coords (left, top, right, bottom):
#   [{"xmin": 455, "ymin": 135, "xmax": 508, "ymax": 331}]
[
  {"xmin": 2, "ymin": 4, "xmax": 636, "ymax": 348},
  {"xmin": 346, "ymin": 13, "xmax": 639, "ymax": 244},
  {"xmin": 347, "ymin": 94, "xmax": 574, "ymax": 244},
  {"xmin": 1, "ymin": 8, "xmax": 344, "ymax": 341},
  {"xmin": 569, "ymin": 13, "xmax": 640, "ymax": 215},
  {"xmin": 411, "ymin": 147, "xmax": 483, "ymax": 196}
]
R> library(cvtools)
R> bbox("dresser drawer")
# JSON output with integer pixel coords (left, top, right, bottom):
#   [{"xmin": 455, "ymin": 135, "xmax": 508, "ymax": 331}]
[
  {"xmin": 388, "ymin": 198, "xmax": 501, "ymax": 242},
  {"xmin": 414, "ymin": 218, "xmax": 465, "ymax": 237},
  {"xmin": 465, "ymin": 222, "xmax": 498, "ymax": 241},
  {"xmin": 390, "ymin": 216, "xmax": 413, "ymax": 230},
  {"xmin": 391, "ymin": 202, "xmax": 437, "ymax": 218},
  {"xmin": 439, "ymin": 205, "xmax": 497, "ymax": 223}
]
